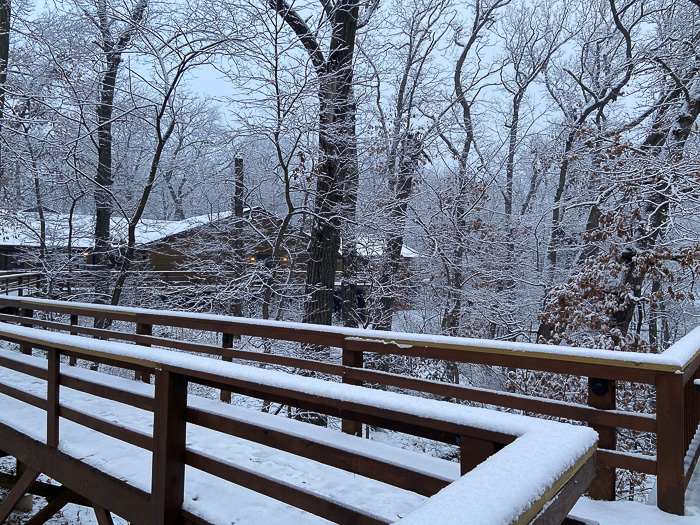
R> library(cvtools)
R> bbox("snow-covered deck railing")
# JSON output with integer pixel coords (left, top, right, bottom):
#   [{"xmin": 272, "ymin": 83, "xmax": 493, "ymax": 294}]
[
  {"xmin": 0, "ymin": 323, "xmax": 597, "ymax": 525},
  {"xmin": 0, "ymin": 271, "xmax": 41, "ymax": 296},
  {"xmin": 0, "ymin": 296, "xmax": 698, "ymax": 515}
]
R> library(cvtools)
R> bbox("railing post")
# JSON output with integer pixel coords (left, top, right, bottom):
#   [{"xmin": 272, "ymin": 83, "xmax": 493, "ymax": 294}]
[
  {"xmin": 587, "ymin": 377, "xmax": 616, "ymax": 500},
  {"xmin": 341, "ymin": 342, "xmax": 363, "ymax": 436},
  {"xmin": 17, "ymin": 275, "xmax": 23, "ymax": 296},
  {"xmin": 656, "ymin": 371, "xmax": 685, "ymax": 515},
  {"xmin": 135, "ymin": 323, "xmax": 152, "ymax": 383},
  {"xmin": 151, "ymin": 368, "xmax": 187, "ymax": 525},
  {"xmin": 459, "ymin": 436, "xmax": 496, "ymax": 475},
  {"xmin": 47, "ymin": 348, "xmax": 60, "ymax": 448},
  {"xmin": 69, "ymin": 315, "xmax": 79, "ymax": 366},
  {"xmin": 220, "ymin": 332, "xmax": 233, "ymax": 403},
  {"xmin": 19, "ymin": 308, "xmax": 34, "ymax": 355}
]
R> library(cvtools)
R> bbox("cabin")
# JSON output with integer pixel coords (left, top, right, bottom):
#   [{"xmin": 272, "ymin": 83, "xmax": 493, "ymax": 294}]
[
  {"xmin": 138, "ymin": 207, "xmax": 308, "ymax": 277},
  {"xmin": 0, "ymin": 209, "xmax": 309, "ymax": 285}
]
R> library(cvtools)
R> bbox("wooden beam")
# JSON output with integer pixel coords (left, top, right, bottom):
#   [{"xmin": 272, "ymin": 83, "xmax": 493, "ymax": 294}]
[
  {"xmin": 19, "ymin": 308, "xmax": 34, "ymax": 355},
  {"xmin": 186, "ymin": 451, "xmax": 391, "ymax": 525},
  {"xmin": 515, "ymin": 446, "xmax": 597, "ymax": 525},
  {"xmin": 587, "ymin": 378, "xmax": 616, "ymax": 501},
  {"xmin": 0, "ymin": 473, "xmax": 91, "ymax": 506},
  {"xmin": 25, "ymin": 486, "xmax": 76, "ymax": 525},
  {"xmin": 59, "ymin": 375, "xmax": 154, "ymax": 412},
  {"xmin": 47, "ymin": 349, "xmax": 60, "ymax": 448},
  {"xmin": 341, "ymin": 346, "xmax": 363, "ymax": 436},
  {"xmin": 69, "ymin": 314, "xmax": 78, "ymax": 366},
  {"xmin": 134, "ymin": 323, "xmax": 152, "ymax": 384},
  {"xmin": 0, "ymin": 423, "xmax": 151, "ymax": 524},
  {"xmin": 459, "ymin": 436, "xmax": 495, "ymax": 476},
  {"xmin": 151, "ymin": 369, "xmax": 187, "ymax": 525},
  {"xmin": 532, "ymin": 454, "xmax": 596, "ymax": 525},
  {"xmin": 187, "ymin": 407, "xmax": 451, "ymax": 496},
  {"xmin": 93, "ymin": 505, "xmax": 115, "ymax": 525},
  {"xmin": 174, "ymin": 364, "xmax": 516, "ymax": 446},
  {"xmin": 656, "ymin": 371, "xmax": 685, "ymax": 515},
  {"xmin": 0, "ymin": 466, "xmax": 39, "ymax": 522},
  {"xmin": 219, "ymin": 332, "xmax": 233, "ymax": 403}
]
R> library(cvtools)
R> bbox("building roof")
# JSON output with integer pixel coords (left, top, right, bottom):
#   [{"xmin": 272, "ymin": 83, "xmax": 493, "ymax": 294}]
[
  {"xmin": 355, "ymin": 236, "xmax": 420, "ymax": 258},
  {"xmin": 0, "ymin": 211, "xmax": 232, "ymax": 249}
]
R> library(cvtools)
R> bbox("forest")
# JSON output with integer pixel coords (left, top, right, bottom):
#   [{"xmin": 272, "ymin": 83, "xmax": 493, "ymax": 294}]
[
  {"xmin": 0, "ymin": 0, "xmax": 699, "ymax": 504},
  {"xmin": 2, "ymin": 0, "xmax": 696, "ymax": 351},
  {"xmin": 0, "ymin": 0, "xmax": 698, "ymax": 345}
]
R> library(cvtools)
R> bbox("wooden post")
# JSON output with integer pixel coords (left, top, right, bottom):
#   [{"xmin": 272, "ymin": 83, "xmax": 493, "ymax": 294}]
[
  {"xmin": 656, "ymin": 371, "xmax": 685, "ymax": 515},
  {"xmin": 17, "ymin": 275, "xmax": 22, "ymax": 296},
  {"xmin": 69, "ymin": 315, "xmax": 79, "ymax": 366},
  {"xmin": 47, "ymin": 348, "xmax": 60, "ymax": 448},
  {"xmin": 341, "ymin": 344, "xmax": 363, "ymax": 436},
  {"xmin": 19, "ymin": 308, "xmax": 34, "ymax": 355},
  {"xmin": 459, "ymin": 436, "xmax": 496, "ymax": 476},
  {"xmin": 587, "ymin": 377, "xmax": 616, "ymax": 500},
  {"xmin": 151, "ymin": 369, "xmax": 187, "ymax": 525},
  {"xmin": 0, "ymin": 467, "xmax": 39, "ymax": 522},
  {"xmin": 135, "ymin": 323, "xmax": 152, "ymax": 383},
  {"xmin": 220, "ymin": 333, "xmax": 233, "ymax": 403}
]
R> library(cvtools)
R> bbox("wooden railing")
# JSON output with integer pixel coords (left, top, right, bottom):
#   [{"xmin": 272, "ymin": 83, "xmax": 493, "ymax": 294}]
[
  {"xmin": 0, "ymin": 295, "xmax": 698, "ymax": 515},
  {"xmin": 0, "ymin": 321, "xmax": 596, "ymax": 524},
  {"xmin": 0, "ymin": 272, "xmax": 41, "ymax": 296}
]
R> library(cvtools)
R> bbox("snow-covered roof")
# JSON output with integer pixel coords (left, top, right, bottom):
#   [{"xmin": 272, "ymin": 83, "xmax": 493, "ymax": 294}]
[
  {"xmin": 355, "ymin": 235, "xmax": 420, "ymax": 258},
  {"xmin": 0, "ymin": 211, "xmax": 232, "ymax": 249}
]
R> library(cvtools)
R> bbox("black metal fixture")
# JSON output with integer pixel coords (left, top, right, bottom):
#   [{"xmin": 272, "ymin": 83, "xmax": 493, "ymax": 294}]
[{"xmin": 589, "ymin": 377, "xmax": 609, "ymax": 396}]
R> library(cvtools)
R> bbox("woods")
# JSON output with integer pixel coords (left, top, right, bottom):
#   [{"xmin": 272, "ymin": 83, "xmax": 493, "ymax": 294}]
[
  {"xmin": 0, "ymin": 0, "xmax": 698, "ymax": 507},
  {"xmin": 2, "ymin": 0, "xmax": 700, "ymax": 349}
]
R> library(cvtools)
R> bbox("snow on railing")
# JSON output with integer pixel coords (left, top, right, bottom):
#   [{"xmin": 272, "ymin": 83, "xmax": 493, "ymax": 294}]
[
  {"xmin": 0, "ymin": 322, "xmax": 597, "ymax": 524},
  {"xmin": 0, "ymin": 295, "xmax": 698, "ymax": 515}
]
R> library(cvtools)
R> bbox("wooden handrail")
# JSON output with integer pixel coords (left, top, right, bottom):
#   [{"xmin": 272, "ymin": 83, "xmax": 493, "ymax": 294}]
[
  {"xmin": 0, "ymin": 326, "xmax": 597, "ymax": 524},
  {"xmin": 0, "ymin": 295, "xmax": 687, "ymax": 372},
  {"xmin": 0, "ymin": 295, "xmax": 698, "ymax": 515}
]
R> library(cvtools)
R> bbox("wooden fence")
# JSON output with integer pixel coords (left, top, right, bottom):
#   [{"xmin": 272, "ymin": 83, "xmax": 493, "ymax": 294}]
[{"xmin": 0, "ymin": 295, "xmax": 698, "ymax": 516}]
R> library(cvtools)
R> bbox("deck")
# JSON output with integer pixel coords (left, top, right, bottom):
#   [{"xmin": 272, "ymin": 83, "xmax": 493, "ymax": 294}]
[{"xmin": 0, "ymin": 272, "xmax": 698, "ymax": 524}]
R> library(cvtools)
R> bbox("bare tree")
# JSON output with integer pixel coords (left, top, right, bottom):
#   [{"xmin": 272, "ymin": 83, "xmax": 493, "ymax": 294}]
[{"xmin": 269, "ymin": 0, "xmax": 380, "ymax": 326}]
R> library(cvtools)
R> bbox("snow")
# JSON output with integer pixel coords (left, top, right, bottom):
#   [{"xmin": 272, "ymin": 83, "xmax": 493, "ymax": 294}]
[
  {"xmin": 572, "ymin": 498, "xmax": 700, "ymax": 524},
  {"xmin": 0, "ymin": 349, "xmax": 425, "ymax": 523},
  {"xmin": 355, "ymin": 236, "xmax": 421, "ymax": 258},
  {"xmin": 0, "ymin": 335, "xmax": 598, "ymax": 525},
  {"xmin": 0, "ymin": 211, "xmax": 232, "ymax": 249},
  {"xmin": 0, "ymin": 322, "xmax": 598, "ymax": 442}
]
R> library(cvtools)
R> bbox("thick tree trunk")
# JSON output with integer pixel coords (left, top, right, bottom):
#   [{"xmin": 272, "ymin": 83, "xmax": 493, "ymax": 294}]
[
  {"xmin": 376, "ymin": 133, "xmax": 421, "ymax": 332},
  {"xmin": 0, "ymin": 0, "xmax": 9, "ymax": 180},
  {"xmin": 302, "ymin": 1, "xmax": 359, "ymax": 327}
]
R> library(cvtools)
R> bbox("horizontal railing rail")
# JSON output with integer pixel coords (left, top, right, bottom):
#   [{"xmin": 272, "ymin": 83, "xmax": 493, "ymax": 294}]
[
  {"xmin": 0, "ymin": 295, "xmax": 698, "ymax": 515},
  {"xmin": 0, "ymin": 323, "xmax": 597, "ymax": 524}
]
